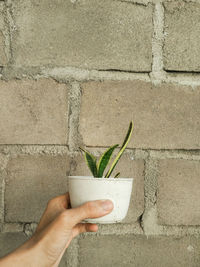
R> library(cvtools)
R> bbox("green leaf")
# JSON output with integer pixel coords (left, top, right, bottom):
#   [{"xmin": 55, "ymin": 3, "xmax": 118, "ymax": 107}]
[
  {"xmin": 105, "ymin": 121, "xmax": 134, "ymax": 178},
  {"xmin": 114, "ymin": 172, "xmax": 120, "ymax": 178},
  {"xmin": 79, "ymin": 147, "xmax": 98, "ymax": 177},
  {"xmin": 97, "ymin": 144, "xmax": 119, "ymax": 177}
]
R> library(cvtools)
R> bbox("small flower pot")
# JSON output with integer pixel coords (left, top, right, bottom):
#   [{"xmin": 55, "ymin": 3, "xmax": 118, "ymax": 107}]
[{"xmin": 68, "ymin": 176, "xmax": 133, "ymax": 224}]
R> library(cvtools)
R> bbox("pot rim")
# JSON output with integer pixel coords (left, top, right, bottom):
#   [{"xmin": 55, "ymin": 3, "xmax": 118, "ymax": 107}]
[{"xmin": 68, "ymin": 176, "xmax": 133, "ymax": 182}]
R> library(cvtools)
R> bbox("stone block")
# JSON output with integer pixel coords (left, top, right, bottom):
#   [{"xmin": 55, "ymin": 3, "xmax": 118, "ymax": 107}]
[
  {"xmin": 0, "ymin": 79, "xmax": 68, "ymax": 144},
  {"xmin": 79, "ymin": 80, "xmax": 200, "ymax": 149},
  {"xmin": 79, "ymin": 234, "xmax": 200, "ymax": 267},
  {"xmin": 11, "ymin": 0, "xmax": 153, "ymax": 71},
  {"xmin": 157, "ymin": 159, "xmax": 200, "ymax": 225},
  {"xmin": 164, "ymin": 2, "xmax": 200, "ymax": 71}
]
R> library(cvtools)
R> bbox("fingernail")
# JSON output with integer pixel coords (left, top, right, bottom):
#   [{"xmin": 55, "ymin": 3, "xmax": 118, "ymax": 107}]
[{"xmin": 100, "ymin": 200, "xmax": 113, "ymax": 211}]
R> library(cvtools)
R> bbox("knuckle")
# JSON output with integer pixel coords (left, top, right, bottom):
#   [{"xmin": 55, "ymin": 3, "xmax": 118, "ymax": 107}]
[
  {"xmin": 47, "ymin": 197, "xmax": 57, "ymax": 208},
  {"xmin": 84, "ymin": 201, "xmax": 95, "ymax": 214}
]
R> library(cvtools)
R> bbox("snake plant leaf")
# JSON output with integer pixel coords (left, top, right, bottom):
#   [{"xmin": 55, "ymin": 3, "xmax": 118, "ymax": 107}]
[
  {"xmin": 105, "ymin": 121, "xmax": 134, "ymax": 178},
  {"xmin": 79, "ymin": 147, "xmax": 98, "ymax": 177},
  {"xmin": 97, "ymin": 144, "xmax": 119, "ymax": 178},
  {"xmin": 114, "ymin": 172, "xmax": 120, "ymax": 178}
]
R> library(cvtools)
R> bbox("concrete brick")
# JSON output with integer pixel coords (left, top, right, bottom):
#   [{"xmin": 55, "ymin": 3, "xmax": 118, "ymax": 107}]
[
  {"xmin": 157, "ymin": 159, "xmax": 200, "ymax": 225},
  {"xmin": 79, "ymin": 80, "xmax": 200, "ymax": 149},
  {"xmin": 0, "ymin": 3, "xmax": 7, "ymax": 66},
  {"xmin": 71, "ymin": 153, "xmax": 144, "ymax": 223},
  {"xmin": 0, "ymin": 79, "xmax": 68, "ymax": 144},
  {"xmin": 5, "ymin": 154, "xmax": 70, "ymax": 222},
  {"xmin": 11, "ymin": 0, "xmax": 153, "ymax": 71},
  {"xmin": 79, "ymin": 235, "xmax": 200, "ymax": 267},
  {"xmin": 0, "ymin": 232, "xmax": 27, "ymax": 258},
  {"xmin": 164, "ymin": 2, "xmax": 200, "ymax": 71}
]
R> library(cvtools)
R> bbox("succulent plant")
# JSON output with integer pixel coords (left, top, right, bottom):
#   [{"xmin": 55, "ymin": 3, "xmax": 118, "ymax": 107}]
[{"xmin": 79, "ymin": 121, "xmax": 134, "ymax": 178}]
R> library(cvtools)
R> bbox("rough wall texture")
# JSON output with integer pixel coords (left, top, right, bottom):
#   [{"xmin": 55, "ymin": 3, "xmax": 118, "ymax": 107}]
[{"xmin": 0, "ymin": 0, "xmax": 200, "ymax": 266}]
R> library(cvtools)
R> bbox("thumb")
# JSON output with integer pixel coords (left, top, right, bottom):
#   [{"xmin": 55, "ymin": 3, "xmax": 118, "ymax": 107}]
[{"xmin": 67, "ymin": 199, "xmax": 114, "ymax": 226}]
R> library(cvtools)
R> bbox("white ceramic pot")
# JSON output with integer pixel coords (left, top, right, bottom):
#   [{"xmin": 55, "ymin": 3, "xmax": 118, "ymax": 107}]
[{"xmin": 68, "ymin": 176, "xmax": 133, "ymax": 224}]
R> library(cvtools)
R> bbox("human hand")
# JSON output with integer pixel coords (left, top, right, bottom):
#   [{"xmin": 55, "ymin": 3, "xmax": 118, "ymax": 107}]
[{"xmin": 0, "ymin": 192, "xmax": 114, "ymax": 267}]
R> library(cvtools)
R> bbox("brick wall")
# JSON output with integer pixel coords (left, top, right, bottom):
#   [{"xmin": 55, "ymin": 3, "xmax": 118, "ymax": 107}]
[{"xmin": 0, "ymin": 0, "xmax": 200, "ymax": 266}]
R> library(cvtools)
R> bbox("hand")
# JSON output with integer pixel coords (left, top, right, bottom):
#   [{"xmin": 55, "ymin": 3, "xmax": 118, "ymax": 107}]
[{"xmin": 0, "ymin": 192, "xmax": 114, "ymax": 267}]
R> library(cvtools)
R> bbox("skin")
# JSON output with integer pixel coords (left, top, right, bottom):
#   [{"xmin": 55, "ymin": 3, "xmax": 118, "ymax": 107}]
[{"xmin": 0, "ymin": 192, "xmax": 113, "ymax": 267}]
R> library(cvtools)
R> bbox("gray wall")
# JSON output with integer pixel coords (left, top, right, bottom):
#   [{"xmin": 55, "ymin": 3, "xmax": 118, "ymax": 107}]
[{"xmin": 0, "ymin": 0, "xmax": 200, "ymax": 266}]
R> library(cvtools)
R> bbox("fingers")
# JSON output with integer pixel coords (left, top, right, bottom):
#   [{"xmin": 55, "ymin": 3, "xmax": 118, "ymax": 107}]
[
  {"xmin": 66, "ymin": 199, "xmax": 114, "ymax": 227},
  {"xmin": 36, "ymin": 192, "xmax": 70, "ymax": 233},
  {"xmin": 36, "ymin": 196, "xmax": 113, "ymax": 238},
  {"xmin": 47, "ymin": 192, "xmax": 71, "ymax": 210},
  {"xmin": 72, "ymin": 223, "xmax": 98, "ymax": 237}
]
